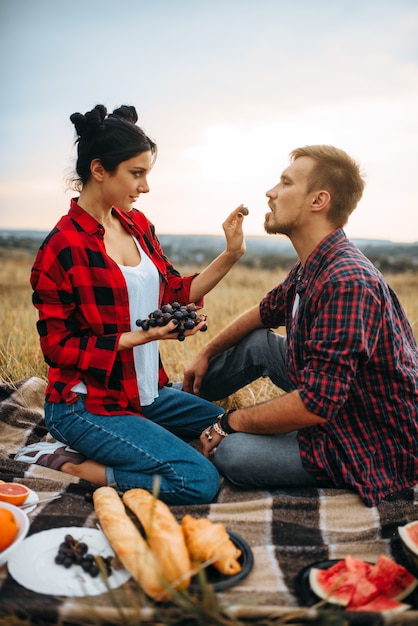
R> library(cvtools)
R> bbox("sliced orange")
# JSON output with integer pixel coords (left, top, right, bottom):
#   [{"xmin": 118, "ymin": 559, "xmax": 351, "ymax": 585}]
[
  {"xmin": 0, "ymin": 508, "xmax": 18, "ymax": 551},
  {"xmin": 0, "ymin": 482, "xmax": 30, "ymax": 506}
]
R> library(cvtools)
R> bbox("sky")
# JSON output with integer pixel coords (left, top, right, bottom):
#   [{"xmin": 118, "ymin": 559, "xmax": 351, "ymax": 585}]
[{"xmin": 1, "ymin": 0, "xmax": 417, "ymax": 243}]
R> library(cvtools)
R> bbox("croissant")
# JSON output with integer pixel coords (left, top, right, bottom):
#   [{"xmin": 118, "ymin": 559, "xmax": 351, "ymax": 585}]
[
  {"xmin": 93, "ymin": 486, "xmax": 171, "ymax": 601},
  {"xmin": 181, "ymin": 514, "xmax": 242, "ymax": 575},
  {"xmin": 123, "ymin": 488, "xmax": 192, "ymax": 590}
]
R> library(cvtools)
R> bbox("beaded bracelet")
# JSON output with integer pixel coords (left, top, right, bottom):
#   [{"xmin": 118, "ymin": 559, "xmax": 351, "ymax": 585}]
[
  {"xmin": 213, "ymin": 420, "xmax": 229, "ymax": 437},
  {"xmin": 204, "ymin": 413, "xmax": 226, "ymax": 440},
  {"xmin": 204, "ymin": 411, "xmax": 238, "ymax": 441}
]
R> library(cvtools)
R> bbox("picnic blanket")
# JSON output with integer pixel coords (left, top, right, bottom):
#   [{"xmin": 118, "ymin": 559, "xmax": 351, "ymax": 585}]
[{"xmin": 1, "ymin": 376, "xmax": 417, "ymax": 625}]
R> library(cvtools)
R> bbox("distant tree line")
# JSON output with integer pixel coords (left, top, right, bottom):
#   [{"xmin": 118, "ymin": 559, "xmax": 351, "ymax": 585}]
[
  {"xmin": 161, "ymin": 243, "xmax": 418, "ymax": 273},
  {"xmin": 1, "ymin": 234, "xmax": 417, "ymax": 273}
]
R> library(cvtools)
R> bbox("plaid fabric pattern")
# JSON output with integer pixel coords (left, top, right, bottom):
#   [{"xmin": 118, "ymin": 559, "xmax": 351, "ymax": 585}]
[
  {"xmin": 0, "ymin": 378, "xmax": 417, "ymax": 624},
  {"xmin": 30, "ymin": 199, "xmax": 199, "ymax": 415},
  {"xmin": 259, "ymin": 229, "xmax": 418, "ymax": 507}
]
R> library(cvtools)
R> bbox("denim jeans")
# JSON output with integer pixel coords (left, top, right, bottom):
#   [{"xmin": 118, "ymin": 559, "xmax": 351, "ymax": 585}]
[
  {"xmin": 199, "ymin": 328, "xmax": 330, "ymax": 489},
  {"xmin": 44, "ymin": 385, "xmax": 222, "ymax": 505}
]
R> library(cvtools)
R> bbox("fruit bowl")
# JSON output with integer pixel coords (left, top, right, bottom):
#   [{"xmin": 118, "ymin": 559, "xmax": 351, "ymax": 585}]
[
  {"xmin": 398, "ymin": 521, "xmax": 418, "ymax": 577},
  {"xmin": 0, "ymin": 502, "xmax": 30, "ymax": 567}
]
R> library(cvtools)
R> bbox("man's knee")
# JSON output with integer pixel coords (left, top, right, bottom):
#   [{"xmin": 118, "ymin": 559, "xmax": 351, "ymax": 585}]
[{"xmin": 212, "ymin": 436, "xmax": 249, "ymax": 486}]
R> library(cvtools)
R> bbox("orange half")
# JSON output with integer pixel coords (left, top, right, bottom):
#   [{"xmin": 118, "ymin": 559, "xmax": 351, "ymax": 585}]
[{"xmin": 0, "ymin": 483, "xmax": 30, "ymax": 506}]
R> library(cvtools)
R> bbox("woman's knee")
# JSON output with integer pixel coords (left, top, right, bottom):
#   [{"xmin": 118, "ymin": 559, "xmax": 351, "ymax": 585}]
[
  {"xmin": 193, "ymin": 463, "xmax": 221, "ymax": 504},
  {"xmin": 172, "ymin": 460, "xmax": 220, "ymax": 505}
]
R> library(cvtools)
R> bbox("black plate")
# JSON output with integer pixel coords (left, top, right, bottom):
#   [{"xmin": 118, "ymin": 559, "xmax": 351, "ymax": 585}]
[{"xmin": 190, "ymin": 529, "xmax": 253, "ymax": 592}]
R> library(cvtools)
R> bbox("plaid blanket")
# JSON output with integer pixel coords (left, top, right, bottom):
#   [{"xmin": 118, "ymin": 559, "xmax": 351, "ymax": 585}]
[{"xmin": 1, "ymin": 377, "xmax": 417, "ymax": 625}]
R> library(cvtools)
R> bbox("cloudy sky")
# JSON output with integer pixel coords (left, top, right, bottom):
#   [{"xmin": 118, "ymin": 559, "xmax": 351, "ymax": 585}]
[{"xmin": 1, "ymin": 0, "xmax": 417, "ymax": 242}]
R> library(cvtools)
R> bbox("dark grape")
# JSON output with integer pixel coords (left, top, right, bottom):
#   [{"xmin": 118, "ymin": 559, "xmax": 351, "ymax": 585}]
[
  {"xmin": 89, "ymin": 565, "xmax": 100, "ymax": 577},
  {"xmin": 135, "ymin": 302, "xmax": 207, "ymax": 341},
  {"xmin": 75, "ymin": 542, "xmax": 88, "ymax": 555},
  {"xmin": 54, "ymin": 535, "xmax": 113, "ymax": 579},
  {"xmin": 81, "ymin": 559, "xmax": 92, "ymax": 572}
]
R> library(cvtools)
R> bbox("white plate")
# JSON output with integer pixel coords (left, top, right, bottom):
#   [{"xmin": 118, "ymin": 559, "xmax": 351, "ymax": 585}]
[
  {"xmin": 7, "ymin": 526, "xmax": 131, "ymax": 596},
  {"xmin": 18, "ymin": 488, "xmax": 39, "ymax": 513}
]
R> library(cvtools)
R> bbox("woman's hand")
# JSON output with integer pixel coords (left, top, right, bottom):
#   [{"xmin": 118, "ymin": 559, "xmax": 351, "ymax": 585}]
[
  {"xmin": 118, "ymin": 317, "xmax": 208, "ymax": 351},
  {"xmin": 188, "ymin": 204, "xmax": 248, "ymax": 304},
  {"xmin": 222, "ymin": 204, "xmax": 248, "ymax": 260}
]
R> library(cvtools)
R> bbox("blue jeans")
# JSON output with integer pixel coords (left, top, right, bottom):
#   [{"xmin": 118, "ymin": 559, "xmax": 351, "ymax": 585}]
[
  {"xmin": 44, "ymin": 386, "xmax": 222, "ymax": 505},
  {"xmin": 199, "ymin": 329, "xmax": 330, "ymax": 489}
]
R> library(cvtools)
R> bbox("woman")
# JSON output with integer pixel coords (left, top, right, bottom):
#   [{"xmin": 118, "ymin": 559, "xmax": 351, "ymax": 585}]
[{"xmin": 16, "ymin": 104, "xmax": 247, "ymax": 505}]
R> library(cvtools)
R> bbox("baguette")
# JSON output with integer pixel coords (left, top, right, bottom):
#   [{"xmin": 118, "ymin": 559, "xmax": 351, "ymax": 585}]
[
  {"xmin": 123, "ymin": 488, "xmax": 192, "ymax": 590},
  {"xmin": 181, "ymin": 514, "xmax": 242, "ymax": 575},
  {"xmin": 93, "ymin": 486, "xmax": 171, "ymax": 601}
]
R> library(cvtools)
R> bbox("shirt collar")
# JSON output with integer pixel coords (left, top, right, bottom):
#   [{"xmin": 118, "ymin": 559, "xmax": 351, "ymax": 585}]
[
  {"xmin": 68, "ymin": 198, "xmax": 104, "ymax": 236},
  {"xmin": 68, "ymin": 198, "xmax": 137, "ymax": 237},
  {"xmin": 300, "ymin": 228, "xmax": 347, "ymax": 286}
]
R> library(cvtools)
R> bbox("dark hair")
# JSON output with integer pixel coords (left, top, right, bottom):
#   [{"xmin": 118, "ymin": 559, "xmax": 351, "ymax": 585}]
[
  {"xmin": 69, "ymin": 104, "xmax": 157, "ymax": 191},
  {"xmin": 290, "ymin": 145, "xmax": 366, "ymax": 227}
]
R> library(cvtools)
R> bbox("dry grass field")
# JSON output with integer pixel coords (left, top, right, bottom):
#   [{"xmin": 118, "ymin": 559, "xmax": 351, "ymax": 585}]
[{"xmin": 1, "ymin": 254, "xmax": 417, "ymax": 410}]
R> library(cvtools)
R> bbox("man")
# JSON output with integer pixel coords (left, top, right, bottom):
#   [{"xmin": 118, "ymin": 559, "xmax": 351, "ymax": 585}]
[{"xmin": 183, "ymin": 145, "xmax": 418, "ymax": 508}]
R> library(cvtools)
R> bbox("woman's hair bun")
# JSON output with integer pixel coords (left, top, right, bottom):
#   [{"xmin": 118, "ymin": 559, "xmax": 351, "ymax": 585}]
[
  {"xmin": 69, "ymin": 103, "xmax": 156, "ymax": 190},
  {"xmin": 69, "ymin": 104, "xmax": 108, "ymax": 138},
  {"xmin": 110, "ymin": 105, "xmax": 138, "ymax": 125}
]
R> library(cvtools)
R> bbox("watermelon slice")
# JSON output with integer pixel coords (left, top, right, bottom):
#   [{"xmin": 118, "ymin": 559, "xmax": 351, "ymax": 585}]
[
  {"xmin": 406, "ymin": 523, "xmax": 418, "ymax": 547},
  {"xmin": 347, "ymin": 578, "xmax": 379, "ymax": 609},
  {"xmin": 309, "ymin": 561, "xmax": 362, "ymax": 606},
  {"xmin": 399, "ymin": 521, "xmax": 418, "ymax": 555},
  {"xmin": 368, "ymin": 554, "xmax": 417, "ymax": 601},
  {"xmin": 309, "ymin": 554, "xmax": 417, "ymax": 611},
  {"xmin": 350, "ymin": 594, "xmax": 411, "ymax": 613}
]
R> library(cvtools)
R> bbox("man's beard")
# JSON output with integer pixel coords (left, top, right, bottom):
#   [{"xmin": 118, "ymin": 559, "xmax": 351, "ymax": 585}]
[{"xmin": 264, "ymin": 214, "xmax": 290, "ymax": 237}]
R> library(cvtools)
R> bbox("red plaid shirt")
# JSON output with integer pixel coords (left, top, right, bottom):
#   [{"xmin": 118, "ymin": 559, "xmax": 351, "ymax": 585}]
[
  {"xmin": 259, "ymin": 229, "xmax": 418, "ymax": 507},
  {"xmin": 31, "ymin": 199, "xmax": 201, "ymax": 416}
]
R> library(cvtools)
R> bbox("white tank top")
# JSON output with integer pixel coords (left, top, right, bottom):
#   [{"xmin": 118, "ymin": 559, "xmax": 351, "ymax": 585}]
[{"xmin": 72, "ymin": 238, "xmax": 160, "ymax": 406}]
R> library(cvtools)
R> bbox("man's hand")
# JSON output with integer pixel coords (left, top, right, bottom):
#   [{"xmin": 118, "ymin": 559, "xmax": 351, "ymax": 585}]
[
  {"xmin": 198, "ymin": 423, "xmax": 223, "ymax": 458},
  {"xmin": 183, "ymin": 351, "xmax": 210, "ymax": 395}
]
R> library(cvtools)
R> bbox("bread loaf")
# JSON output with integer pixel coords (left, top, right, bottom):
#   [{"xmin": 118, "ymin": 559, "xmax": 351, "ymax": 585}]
[
  {"xmin": 181, "ymin": 514, "xmax": 242, "ymax": 575},
  {"xmin": 123, "ymin": 488, "xmax": 192, "ymax": 590},
  {"xmin": 93, "ymin": 486, "xmax": 171, "ymax": 601}
]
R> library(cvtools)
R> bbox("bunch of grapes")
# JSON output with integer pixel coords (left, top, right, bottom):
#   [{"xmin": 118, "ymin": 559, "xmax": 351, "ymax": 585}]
[
  {"xmin": 136, "ymin": 302, "xmax": 207, "ymax": 342},
  {"xmin": 54, "ymin": 533, "xmax": 113, "ymax": 578}
]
